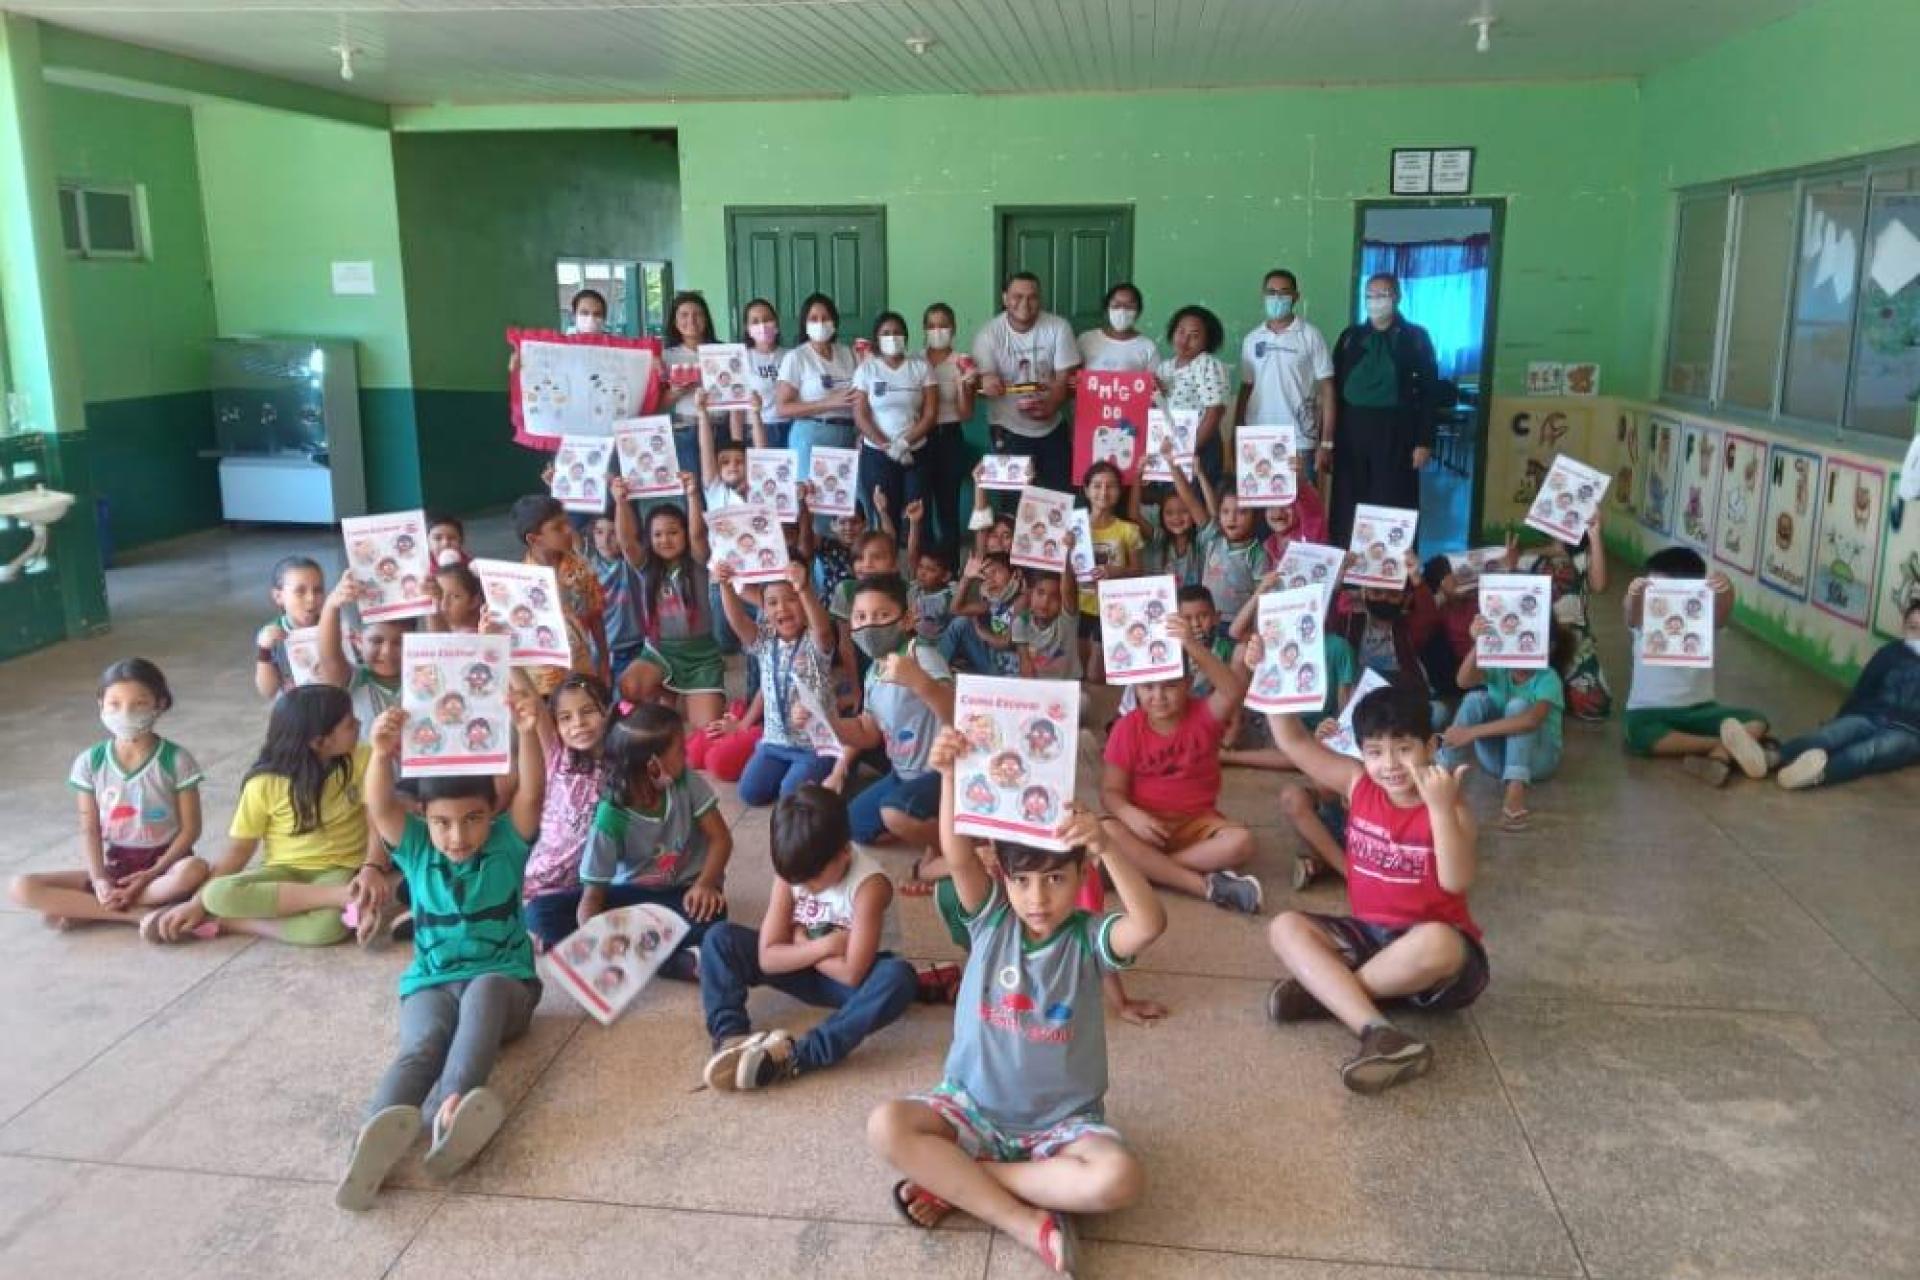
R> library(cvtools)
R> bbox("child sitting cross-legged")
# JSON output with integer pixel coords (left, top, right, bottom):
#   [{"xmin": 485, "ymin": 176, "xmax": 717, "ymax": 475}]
[
  {"xmin": 334, "ymin": 701, "xmax": 546, "ymax": 1211},
  {"xmin": 866, "ymin": 727, "xmax": 1167, "ymax": 1274},
  {"xmin": 1099, "ymin": 613, "xmax": 1264, "ymax": 915},
  {"xmin": 1437, "ymin": 619, "xmax": 1572, "ymax": 831},
  {"xmin": 697, "ymin": 785, "xmax": 918, "ymax": 1092},
  {"xmin": 1264, "ymin": 683, "xmax": 1488, "ymax": 1095},
  {"xmin": 579, "ymin": 704, "xmax": 734, "ymax": 979},
  {"xmin": 1622, "ymin": 546, "xmax": 1772, "ymax": 786}
]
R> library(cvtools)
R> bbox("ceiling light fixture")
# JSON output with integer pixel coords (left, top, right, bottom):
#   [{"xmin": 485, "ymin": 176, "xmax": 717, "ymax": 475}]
[
  {"xmin": 904, "ymin": 34, "xmax": 936, "ymax": 56},
  {"xmin": 331, "ymin": 40, "xmax": 356, "ymax": 82},
  {"xmin": 1469, "ymin": 13, "xmax": 1496, "ymax": 54}
]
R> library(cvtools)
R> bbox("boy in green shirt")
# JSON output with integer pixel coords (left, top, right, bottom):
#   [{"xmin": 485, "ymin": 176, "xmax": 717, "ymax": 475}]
[
  {"xmin": 335, "ymin": 702, "xmax": 546, "ymax": 1211},
  {"xmin": 1437, "ymin": 620, "xmax": 1570, "ymax": 831}
]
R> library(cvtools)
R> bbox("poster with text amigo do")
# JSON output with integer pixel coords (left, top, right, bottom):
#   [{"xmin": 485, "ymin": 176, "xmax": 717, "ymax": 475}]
[{"xmin": 1072, "ymin": 370, "xmax": 1154, "ymax": 484}]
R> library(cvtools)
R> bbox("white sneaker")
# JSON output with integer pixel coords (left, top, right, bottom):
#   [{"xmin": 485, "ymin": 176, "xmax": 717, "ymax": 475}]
[
  {"xmin": 1776, "ymin": 748, "xmax": 1826, "ymax": 790},
  {"xmin": 1719, "ymin": 719, "xmax": 1768, "ymax": 779}
]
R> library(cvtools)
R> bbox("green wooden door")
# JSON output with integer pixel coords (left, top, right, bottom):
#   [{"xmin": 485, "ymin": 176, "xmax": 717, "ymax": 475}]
[
  {"xmin": 997, "ymin": 206, "xmax": 1134, "ymax": 336},
  {"xmin": 726, "ymin": 206, "xmax": 888, "ymax": 340}
]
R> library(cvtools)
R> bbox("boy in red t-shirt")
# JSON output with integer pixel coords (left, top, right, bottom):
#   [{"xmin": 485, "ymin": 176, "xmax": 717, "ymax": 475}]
[
  {"xmin": 1263, "ymin": 681, "xmax": 1486, "ymax": 1094},
  {"xmin": 1099, "ymin": 614, "xmax": 1262, "ymax": 914}
]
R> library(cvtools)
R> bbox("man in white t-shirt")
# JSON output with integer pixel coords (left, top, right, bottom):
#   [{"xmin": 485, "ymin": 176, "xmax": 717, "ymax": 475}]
[
  {"xmin": 1234, "ymin": 268, "xmax": 1334, "ymax": 481},
  {"xmin": 970, "ymin": 272, "xmax": 1080, "ymax": 492}
]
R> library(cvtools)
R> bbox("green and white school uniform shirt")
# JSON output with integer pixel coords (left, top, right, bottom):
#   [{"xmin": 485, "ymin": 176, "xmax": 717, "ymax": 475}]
[
  {"xmin": 944, "ymin": 882, "xmax": 1132, "ymax": 1132},
  {"xmin": 582, "ymin": 772, "xmax": 720, "ymax": 890},
  {"xmin": 1198, "ymin": 524, "xmax": 1269, "ymax": 628},
  {"xmin": 349, "ymin": 666, "xmax": 402, "ymax": 740},
  {"xmin": 1011, "ymin": 609, "xmax": 1081, "ymax": 679},
  {"xmin": 391, "ymin": 813, "xmax": 536, "ymax": 998},
  {"xmin": 68, "ymin": 737, "xmax": 203, "ymax": 850}
]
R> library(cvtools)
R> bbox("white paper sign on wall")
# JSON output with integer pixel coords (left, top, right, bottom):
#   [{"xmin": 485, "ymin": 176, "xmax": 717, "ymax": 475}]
[{"xmin": 331, "ymin": 261, "xmax": 376, "ymax": 296}]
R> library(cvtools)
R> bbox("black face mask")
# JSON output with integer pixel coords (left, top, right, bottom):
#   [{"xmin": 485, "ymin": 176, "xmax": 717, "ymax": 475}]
[{"xmin": 1366, "ymin": 600, "xmax": 1404, "ymax": 622}]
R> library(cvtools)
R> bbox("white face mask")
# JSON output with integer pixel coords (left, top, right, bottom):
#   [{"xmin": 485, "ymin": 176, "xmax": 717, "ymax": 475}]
[
  {"xmin": 878, "ymin": 335, "xmax": 906, "ymax": 358},
  {"xmin": 806, "ymin": 320, "xmax": 835, "ymax": 344},
  {"xmin": 1107, "ymin": 307, "xmax": 1138, "ymax": 332},
  {"xmin": 1365, "ymin": 296, "xmax": 1395, "ymax": 323},
  {"xmin": 1907, "ymin": 638, "xmax": 1920, "ymax": 657},
  {"xmin": 573, "ymin": 313, "xmax": 605, "ymax": 335},
  {"xmin": 925, "ymin": 327, "xmax": 953, "ymax": 350},
  {"xmin": 101, "ymin": 707, "xmax": 159, "ymax": 741},
  {"xmin": 748, "ymin": 321, "xmax": 778, "ymax": 346}
]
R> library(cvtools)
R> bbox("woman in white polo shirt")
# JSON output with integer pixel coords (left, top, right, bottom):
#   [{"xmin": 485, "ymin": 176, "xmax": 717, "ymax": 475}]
[
  {"xmin": 660, "ymin": 291, "xmax": 719, "ymax": 476},
  {"xmin": 775, "ymin": 292, "xmax": 859, "ymax": 482},
  {"xmin": 852, "ymin": 310, "xmax": 938, "ymax": 526},
  {"xmin": 738, "ymin": 297, "xmax": 790, "ymax": 449},
  {"xmin": 1076, "ymin": 281, "xmax": 1158, "ymax": 372}
]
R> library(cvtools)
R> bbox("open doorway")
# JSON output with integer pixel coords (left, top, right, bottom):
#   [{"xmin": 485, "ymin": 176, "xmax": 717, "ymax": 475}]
[{"xmin": 1351, "ymin": 200, "xmax": 1503, "ymax": 552}]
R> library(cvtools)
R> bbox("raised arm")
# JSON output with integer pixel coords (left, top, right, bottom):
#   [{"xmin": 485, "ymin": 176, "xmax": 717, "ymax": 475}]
[
  {"xmin": 931, "ymin": 727, "xmax": 993, "ymax": 915},
  {"xmin": 1229, "ymin": 569, "xmax": 1282, "ymax": 642},
  {"xmin": 315, "ymin": 576, "xmax": 358, "ymax": 687},
  {"xmin": 904, "ymin": 499, "xmax": 926, "ymax": 569},
  {"xmin": 1583, "ymin": 505, "xmax": 1608, "ymax": 592},
  {"xmin": 1169, "ymin": 614, "xmax": 1248, "ymax": 724},
  {"xmin": 682, "ymin": 471, "xmax": 711, "ymax": 563},
  {"xmin": 1071, "ymin": 809, "xmax": 1165, "ymax": 962},
  {"xmin": 609, "ymin": 477, "xmax": 649, "ymax": 568},
  {"xmin": 696, "ymin": 396, "xmax": 722, "ymax": 490},
  {"xmin": 1166, "ymin": 457, "xmax": 1212, "ymax": 530},
  {"xmin": 363, "ymin": 709, "xmax": 412, "ymax": 848},
  {"xmin": 714, "ymin": 564, "xmax": 761, "ymax": 649},
  {"xmin": 508, "ymin": 689, "xmax": 547, "ymax": 842},
  {"xmin": 1708, "ymin": 571, "xmax": 1735, "ymax": 628},
  {"xmin": 1623, "ymin": 576, "xmax": 1648, "ymax": 629},
  {"xmin": 1412, "ymin": 761, "xmax": 1477, "ymax": 893}
]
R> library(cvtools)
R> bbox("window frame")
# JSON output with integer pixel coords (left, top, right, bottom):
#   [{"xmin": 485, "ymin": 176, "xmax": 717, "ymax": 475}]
[
  {"xmin": 1661, "ymin": 144, "xmax": 1920, "ymax": 452},
  {"xmin": 57, "ymin": 181, "xmax": 149, "ymax": 262}
]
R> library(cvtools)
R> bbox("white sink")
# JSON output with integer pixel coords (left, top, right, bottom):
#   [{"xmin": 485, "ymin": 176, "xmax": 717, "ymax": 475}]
[{"xmin": 0, "ymin": 485, "xmax": 75, "ymax": 525}]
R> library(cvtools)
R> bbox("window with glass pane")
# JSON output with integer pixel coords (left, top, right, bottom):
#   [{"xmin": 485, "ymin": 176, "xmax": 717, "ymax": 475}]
[
  {"xmin": 1783, "ymin": 174, "xmax": 1867, "ymax": 422},
  {"xmin": 1850, "ymin": 166, "xmax": 1920, "ymax": 439},
  {"xmin": 1665, "ymin": 195, "xmax": 1727, "ymax": 398},
  {"xmin": 80, "ymin": 189, "xmax": 139, "ymax": 255},
  {"xmin": 1721, "ymin": 185, "xmax": 1795, "ymax": 410},
  {"xmin": 57, "ymin": 188, "xmax": 82, "ymax": 252}
]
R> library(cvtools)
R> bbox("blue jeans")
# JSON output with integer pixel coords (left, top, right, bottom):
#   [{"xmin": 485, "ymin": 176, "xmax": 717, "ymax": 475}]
[
  {"xmin": 761, "ymin": 419, "xmax": 792, "ymax": 450},
  {"xmin": 848, "ymin": 769, "xmax": 942, "ymax": 843},
  {"xmin": 939, "ymin": 614, "xmax": 997, "ymax": 673},
  {"xmin": 1780, "ymin": 714, "xmax": 1920, "ymax": 786},
  {"xmin": 1440, "ymin": 689, "xmax": 1561, "ymax": 784},
  {"xmin": 738, "ymin": 741, "xmax": 836, "ymax": 806},
  {"xmin": 522, "ymin": 881, "xmax": 721, "ymax": 954},
  {"xmin": 699, "ymin": 923, "xmax": 917, "ymax": 1072},
  {"xmin": 857, "ymin": 442, "xmax": 926, "ymax": 528}
]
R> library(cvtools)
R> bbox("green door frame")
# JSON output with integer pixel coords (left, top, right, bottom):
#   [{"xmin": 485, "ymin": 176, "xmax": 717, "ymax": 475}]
[
  {"xmin": 723, "ymin": 204, "xmax": 887, "ymax": 334},
  {"xmin": 1350, "ymin": 196, "xmax": 1507, "ymax": 544},
  {"xmin": 991, "ymin": 204, "xmax": 1135, "ymax": 293}
]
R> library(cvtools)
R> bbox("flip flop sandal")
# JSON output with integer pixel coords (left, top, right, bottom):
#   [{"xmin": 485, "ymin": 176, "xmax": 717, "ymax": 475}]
[
  {"xmin": 916, "ymin": 963, "xmax": 963, "ymax": 1005},
  {"xmin": 1290, "ymin": 855, "xmax": 1322, "ymax": 891},
  {"xmin": 334, "ymin": 1105, "xmax": 421, "ymax": 1211},
  {"xmin": 421, "ymin": 1087, "xmax": 507, "ymax": 1181},
  {"xmin": 890, "ymin": 1179, "xmax": 952, "ymax": 1230},
  {"xmin": 1500, "ymin": 807, "xmax": 1531, "ymax": 831},
  {"xmin": 1036, "ymin": 1211, "xmax": 1080, "ymax": 1275}
]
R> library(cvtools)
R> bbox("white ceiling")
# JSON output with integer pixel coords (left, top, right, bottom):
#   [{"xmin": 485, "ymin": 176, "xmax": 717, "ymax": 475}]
[{"xmin": 13, "ymin": 0, "xmax": 1822, "ymax": 107}]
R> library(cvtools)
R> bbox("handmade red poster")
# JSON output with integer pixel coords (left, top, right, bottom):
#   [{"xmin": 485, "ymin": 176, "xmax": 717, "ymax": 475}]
[
  {"xmin": 1071, "ymin": 371, "xmax": 1154, "ymax": 484},
  {"xmin": 508, "ymin": 329, "xmax": 663, "ymax": 451}
]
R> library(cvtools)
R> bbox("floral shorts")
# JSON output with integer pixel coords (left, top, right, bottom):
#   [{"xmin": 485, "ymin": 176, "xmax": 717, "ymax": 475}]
[{"xmin": 910, "ymin": 1082, "xmax": 1122, "ymax": 1163}]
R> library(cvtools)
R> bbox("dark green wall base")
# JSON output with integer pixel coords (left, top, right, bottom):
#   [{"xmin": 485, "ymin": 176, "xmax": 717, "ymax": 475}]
[
  {"xmin": 85, "ymin": 391, "xmax": 221, "ymax": 552},
  {"xmin": 361, "ymin": 388, "xmax": 424, "ymax": 512},
  {"xmin": 414, "ymin": 389, "xmax": 540, "ymax": 515}
]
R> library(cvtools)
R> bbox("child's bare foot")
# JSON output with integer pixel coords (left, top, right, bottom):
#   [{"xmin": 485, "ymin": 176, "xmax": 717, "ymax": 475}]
[
  {"xmin": 41, "ymin": 915, "xmax": 73, "ymax": 932},
  {"xmin": 142, "ymin": 898, "xmax": 208, "ymax": 944},
  {"xmin": 890, "ymin": 1179, "xmax": 953, "ymax": 1229},
  {"xmin": 1113, "ymin": 994, "xmax": 1169, "ymax": 1025}
]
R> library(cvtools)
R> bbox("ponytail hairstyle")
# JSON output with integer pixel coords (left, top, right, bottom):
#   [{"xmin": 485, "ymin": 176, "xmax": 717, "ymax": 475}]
[
  {"xmin": 97, "ymin": 657, "xmax": 174, "ymax": 710},
  {"xmin": 245, "ymin": 685, "xmax": 355, "ymax": 834},
  {"xmin": 605, "ymin": 704, "xmax": 685, "ymax": 807}
]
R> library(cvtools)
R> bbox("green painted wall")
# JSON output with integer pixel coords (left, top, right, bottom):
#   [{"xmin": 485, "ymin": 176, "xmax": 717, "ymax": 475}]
[
  {"xmin": 48, "ymin": 84, "xmax": 221, "ymax": 549},
  {"xmin": 392, "ymin": 128, "xmax": 682, "ymax": 511},
  {"xmin": 1614, "ymin": 0, "xmax": 1920, "ymax": 402},
  {"xmin": 192, "ymin": 98, "xmax": 421, "ymax": 509},
  {"xmin": 396, "ymin": 83, "xmax": 1640, "ymax": 396}
]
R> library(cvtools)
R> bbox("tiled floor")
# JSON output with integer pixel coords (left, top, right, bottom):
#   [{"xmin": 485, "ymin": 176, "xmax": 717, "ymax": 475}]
[{"xmin": 2, "ymin": 521, "xmax": 1917, "ymax": 1279}]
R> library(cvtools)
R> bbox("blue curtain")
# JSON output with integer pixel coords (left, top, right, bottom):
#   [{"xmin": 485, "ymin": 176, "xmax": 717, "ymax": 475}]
[{"xmin": 1358, "ymin": 235, "xmax": 1490, "ymax": 382}]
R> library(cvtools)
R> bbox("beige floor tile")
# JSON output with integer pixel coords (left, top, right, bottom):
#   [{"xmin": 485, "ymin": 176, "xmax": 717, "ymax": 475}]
[
  {"xmin": 0, "ymin": 1155, "xmax": 436, "ymax": 1279},
  {"xmin": 984, "ymin": 1235, "xmax": 1567, "ymax": 1278},
  {"xmin": 1476, "ymin": 1001, "xmax": 1920, "ymax": 1277},
  {"xmin": 386, "ymin": 1189, "xmax": 989, "ymax": 1280},
  {"xmin": 0, "ymin": 912, "xmax": 249, "ymax": 1124},
  {"xmin": 1744, "ymin": 841, "xmax": 1920, "ymax": 1009},
  {"xmin": 0, "ymin": 939, "xmax": 583, "ymax": 1181}
]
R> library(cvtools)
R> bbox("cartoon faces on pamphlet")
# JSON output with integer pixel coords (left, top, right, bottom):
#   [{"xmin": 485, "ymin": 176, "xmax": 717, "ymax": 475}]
[
  {"xmin": 962, "ymin": 774, "xmax": 997, "ymax": 816},
  {"xmin": 1019, "ymin": 786, "xmax": 1058, "ymax": 827},
  {"xmin": 960, "ymin": 713, "xmax": 1000, "ymax": 754},
  {"xmin": 434, "ymin": 692, "xmax": 467, "ymax": 725},
  {"xmin": 409, "ymin": 719, "xmax": 442, "ymax": 754},
  {"xmin": 465, "ymin": 718, "xmax": 495, "ymax": 751},
  {"xmin": 410, "ymin": 665, "xmax": 441, "ymax": 698},
  {"xmin": 1022, "ymin": 718, "xmax": 1062, "ymax": 761},
  {"xmin": 988, "ymin": 751, "xmax": 1028, "ymax": 789}
]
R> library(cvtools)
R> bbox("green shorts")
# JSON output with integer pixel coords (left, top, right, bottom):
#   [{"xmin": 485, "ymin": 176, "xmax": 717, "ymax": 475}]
[
  {"xmin": 639, "ymin": 636, "xmax": 726, "ymax": 696},
  {"xmin": 1623, "ymin": 700, "xmax": 1764, "ymax": 756}
]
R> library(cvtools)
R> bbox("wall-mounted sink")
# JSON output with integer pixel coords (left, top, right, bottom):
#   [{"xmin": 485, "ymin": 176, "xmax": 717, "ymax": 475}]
[
  {"xmin": 0, "ymin": 485, "xmax": 75, "ymax": 525},
  {"xmin": 0, "ymin": 484, "xmax": 76, "ymax": 582}
]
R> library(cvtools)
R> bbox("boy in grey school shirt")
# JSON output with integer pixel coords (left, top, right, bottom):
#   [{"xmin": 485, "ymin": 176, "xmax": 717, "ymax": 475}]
[{"xmin": 865, "ymin": 726, "xmax": 1168, "ymax": 1275}]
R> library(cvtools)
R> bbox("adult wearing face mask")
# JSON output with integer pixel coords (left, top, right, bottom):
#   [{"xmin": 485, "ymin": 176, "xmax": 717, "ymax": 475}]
[
  {"xmin": 1234, "ymin": 268, "xmax": 1334, "ymax": 487},
  {"xmin": 569, "ymin": 289, "xmax": 609, "ymax": 336},
  {"xmin": 1328, "ymin": 273, "xmax": 1441, "ymax": 547},
  {"xmin": 1077, "ymin": 282, "xmax": 1157, "ymax": 372},
  {"xmin": 970, "ymin": 272, "xmax": 1081, "ymax": 493},
  {"xmin": 738, "ymin": 298, "xmax": 789, "ymax": 449},
  {"xmin": 920, "ymin": 302, "xmax": 976, "ymax": 556},
  {"xmin": 776, "ymin": 292, "xmax": 859, "ymax": 484},
  {"xmin": 852, "ymin": 311, "xmax": 938, "ymax": 526}
]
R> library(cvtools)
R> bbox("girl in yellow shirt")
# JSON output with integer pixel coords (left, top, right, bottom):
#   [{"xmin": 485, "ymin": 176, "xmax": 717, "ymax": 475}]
[{"xmin": 1076, "ymin": 461, "xmax": 1143, "ymax": 679}]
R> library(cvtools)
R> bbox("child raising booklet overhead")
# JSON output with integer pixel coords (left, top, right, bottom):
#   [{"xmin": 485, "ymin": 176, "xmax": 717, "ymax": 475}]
[{"xmin": 867, "ymin": 727, "xmax": 1166, "ymax": 1274}]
